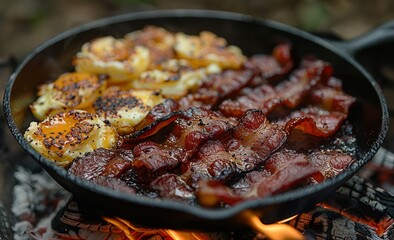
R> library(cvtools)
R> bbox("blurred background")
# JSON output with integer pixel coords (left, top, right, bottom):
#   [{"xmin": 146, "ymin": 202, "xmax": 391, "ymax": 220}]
[{"xmin": 1, "ymin": 0, "xmax": 394, "ymax": 59}]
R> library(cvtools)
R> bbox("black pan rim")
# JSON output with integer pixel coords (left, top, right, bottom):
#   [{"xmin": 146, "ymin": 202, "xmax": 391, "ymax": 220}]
[{"xmin": 3, "ymin": 9, "xmax": 389, "ymax": 221}]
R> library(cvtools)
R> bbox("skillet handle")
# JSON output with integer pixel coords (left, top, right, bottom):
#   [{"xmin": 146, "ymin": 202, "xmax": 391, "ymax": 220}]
[{"xmin": 328, "ymin": 20, "xmax": 394, "ymax": 57}]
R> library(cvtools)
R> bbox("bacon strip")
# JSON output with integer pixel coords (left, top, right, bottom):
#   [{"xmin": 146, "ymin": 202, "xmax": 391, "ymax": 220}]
[
  {"xmin": 124, "ymin": 111, "xmax": 182, "ymax": 142},
  {"xmin": 136, "ymin": 98, "xmax": 179, "ymax": 129},
  {"xmin": 165, "ymin": 107, "xmax": 237, "ymax": 161},
  {"xmin": 309, "ymin": 85, "xmax": 356, "ymax": 114},
  {"xmin": 244, "ymin": 43, "xmax": 293, "ymax": 84},
  {"xmin": 280, "ymin": 106, "xmax": 347, "ymax": 138},
  {"xmin": 181, "ymin": 140, "xmax": 239, "ymax": 188},
  {"xmin": 275, "ymin": 59, "xmax": 332, "ymax": 108},
  {"xmin": 219, "ymin": 85, "xmax": 280, "ymax": 117},
  {"xmin": 225, "ymin": 110, "xmax": 287, "ymax": 170},
  {"xmin": 132, "ymin": 141, "xmax": 180, "ymax": 182},
  {"xmin": 151, "ymin": 173, "xmax": 195, "ymax": 203},
  {"xmin": 219, "ymin": 59, "xmax": 333, "ymax": 118},
  {"xmin": 178, "ymin": 69, "xmax": 254, "ymax": 110},
  {"xmin": 309, "ymin": 151, "xmax": 354, "ymax": 178},
  {"xmin": 197, "ymin": 149, "xmax": 324, "ymax": 207},
  {"xmin": 68, "ymin": 148, "xmax": 134, "ymax": 181}
]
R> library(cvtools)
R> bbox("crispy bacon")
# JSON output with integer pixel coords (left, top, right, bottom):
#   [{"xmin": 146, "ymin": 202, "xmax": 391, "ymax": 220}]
[
  {"xmin": 309, "ymin": 151, "xmax": 354, "ymax": 178},
  {"xmin": 309, "ymin": 85, "xmax": 356, "ymax": 114},
  {"xmin": 197, "ymin": 149, "xmax": 323, "ymax": 207},
  {"xmin": 65, "ymin": 40, "xmax": 357, "ymax": 207},
  {"xmin": 219, "ymin": 59, "xmax": 332, "ymax": 118},
  {"xmin": 136, "ymin": 98, "xmax": 179, "ymax": 128},
  {"xmin": 181, "ymin": 140, "xmax": 239, "ymax": 187},
  {"xmin": 280, "ymin": 106, "xmax": 347, "ymax": 138},
  {"xmin": 244, "ymin": 43, "xmax": 293, "ymax": 84},
  {"xmin": 68, "ymin": 148, "xmax": 134, "ymax": 181},
  {"xmin": 219, "ymin": 85, "xmax": 280, "ymax": 117},
  {"xmin": 132, "ymin": 141, "xmax": 180, "ymax": 181},
  {"xmin": 276, "ymin": 59, "xmax": 332, "ymax": 109},
  {"xmin": 225, "ymin": 110, "xmax": 287, "ymax": 170},
  {"xmin": 178, "ymin": 69, "xmax": 254, "ymax": 110},
  {"xmin": 178, "ymin": 88, "xmax": 218, "ymax": 110},
  {"xmin": 151, "ymin": 174, "xmax": 195, "ymax": 203},
  {"xmin": 165, "ymin": 107, "xmax": 236, "ymax": 161},
  {"xmin": 202, "ymin": 69, "xmax": 254, "ymax": 101},
  {"xmin": 68, "ymin": 148, "xmax": 136, "ymax": 194},
  {"xmin": 124, "ymin": 111, "xmax": 182, "ymax": 142}
]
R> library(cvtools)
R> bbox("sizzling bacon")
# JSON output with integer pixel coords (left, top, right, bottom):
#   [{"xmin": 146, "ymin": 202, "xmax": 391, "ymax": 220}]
[
  {"xmin": 68, "ymin": 148, "xmax": 134, "ymax": 181},
  {"xmin": 132, "ymin": 141, "xmax": 181, "ymax": 182},
  {"xmin": 136, "ymin": 98, "xmax": 179, "ymax": 129},
  {"xmin": 225, "ymin": 110, "xmax": 287, "ymax": 170},
  {"xmin": 244, "ymin": 43, "xmax": 293, "ymax": 84},
  {"xmin": 219, "ymin": 59, "xmax": 332, "ymax": 118},
  {"xmin": 151, "ymin": 174, "xmax": 195, "ymax": 203},
  {"xmin": 178, "ymin": 69, "xmax": 254, "ymax": 110},
  {"xmin": 309, "ymin": 151, "xmax": 354, "ymax": 178},
  {"xmin": 219, "ymin": 85, "xmax": 280, "ymax": 117},
  {"xmin": 280, "ymin": 106, "xmax": 347, "ymax": 138},
  {"xmin": 276, "ymin": 59, "xmax": 332, "ymax": 109},
  {"xmin": 63, "ymin": 39, "xmax": 357, "ymax": 207},
  {"xmin": 178, "ymin": 88, "xmax": 218, "ymax": 110},
  {"xmin": 124, "ymin": 111, "xmax": 181, "ymax": 142},
  {"xmin": 165, "ymin": 107, "xmax": 236, "ymax": 161},
  {"xmin": 202, "ymin": 69, "xmax": 254, "ymax": 102},
  {"xmin": 181, "ymin": 140, "xmax": 239, "ymax": 188},
  {"xmin": 68, "ymin": 148, "xmax": 136, "ymax": 194},
  {"xmin": 309, "ymin": 85, "xmax": 356, "ymax": 114},
  {"xmin": 197, "ymin": 149, "xmax": 323, "ymax": 207}
]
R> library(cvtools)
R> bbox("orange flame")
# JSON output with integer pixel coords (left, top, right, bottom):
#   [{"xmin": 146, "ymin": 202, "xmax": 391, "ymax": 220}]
[
  {"xmin": 241, "ymin": 212, "xmax": 305, "ymax": 240},
  {"xmin": 103, "ymin": 214, "xmax": 304, "ymax": 240}
]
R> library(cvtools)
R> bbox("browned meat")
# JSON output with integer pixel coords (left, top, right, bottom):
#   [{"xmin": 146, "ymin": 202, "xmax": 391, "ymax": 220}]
[
  {"xmin": 278, "ymin": 106, "xmax": 347, "ymax": 138},
  {"xmin": 225, "ymin": 110, "xmax": 287, "ymax": 170},
  {"xmin": 68, "ymin": 148, "xmax": 134, "ymax": 181},
  {"xmin": 181, "ymin": 140, "xmax": 239, "ymax": 188},
  {"xmin": 151, "ymin": 174, "xmax": 195, "ymax": 203}
]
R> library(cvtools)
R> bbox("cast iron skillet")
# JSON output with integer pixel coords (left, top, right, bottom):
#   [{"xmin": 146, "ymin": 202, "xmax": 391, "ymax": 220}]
[{"xmin": 3, "ymin": 9, "xmax": 390, "ymax": 231}]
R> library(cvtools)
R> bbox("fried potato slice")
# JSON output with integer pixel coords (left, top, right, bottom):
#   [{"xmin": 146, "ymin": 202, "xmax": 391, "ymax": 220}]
[
  {"xmin": 94, "ymin": 87, "xmax": 164, "ymax": 135},
  {"xmin": 130, "ymin": 59, "xmax": 221, "ymax": 98},
  {"xmin": 73, "ymin": 36, "xmax": 150, "ymax": 83},
  {"xmin": 30, "ymin": 72, "xmax": 107, "ymax": 121},
  {"xmin": 175, "ymin": 31, "xmax": 245, "ymax": 69},
  {"xmin": 125, "ymin": 26, "xmax": 175, "ymax": 67}
]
